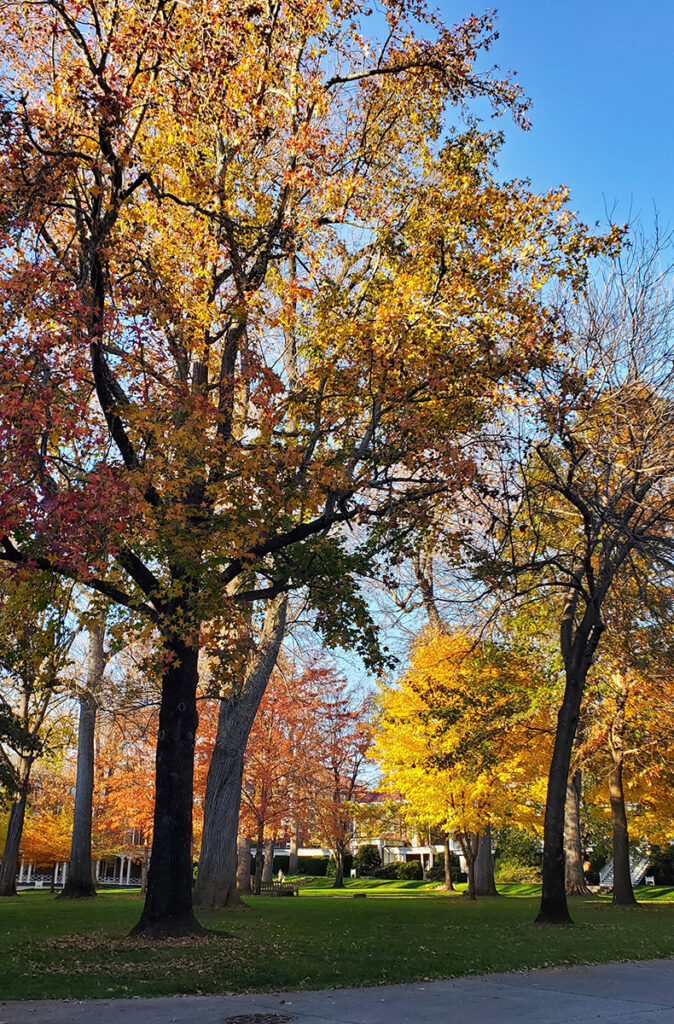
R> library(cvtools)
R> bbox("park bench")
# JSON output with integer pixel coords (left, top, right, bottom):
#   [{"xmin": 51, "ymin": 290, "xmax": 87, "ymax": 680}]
[{"xmin": 259, "ymin": 879, "xmax": 301, "ymax": 896}]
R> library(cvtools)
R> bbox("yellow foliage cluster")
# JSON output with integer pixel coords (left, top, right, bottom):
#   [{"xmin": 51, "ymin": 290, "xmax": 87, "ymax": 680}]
[{"xmin": 371, "ymin": 630, "xmax": 551, "ymax": 839}]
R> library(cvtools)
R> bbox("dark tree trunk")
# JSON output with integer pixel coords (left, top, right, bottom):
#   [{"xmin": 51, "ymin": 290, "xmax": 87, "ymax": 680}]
[
  {"xmin": 536, "ymin": 683, "xmax": 580, "ymax": 923},
  {"xmin": 609, "ymin": 750, "xmax": 637, "ymax": 907},
  {"xmin": 60, "ymin": 623, "xmax": 106, "ymax": 900},
  {"xmin": 536, "ymin": 599, "xmax": 603, "ymax": 925},
  {"xmin": 474, "ymin": 825, "xmax": 497, "ymax": 896},
  {"xmin": 443, "ymin": 835, "xmax": 454, "ymax": 891},
  {"xmin": 332, "ymin": 841, "xmax": 345, "ymax": 888},
  {"xmin": 236, "ymin": 837, "xmax": 251, "ymax": 895},
  {"xmin": 262, "ymin": 838, "xmax": 274, "ymax": 886},
  {"xmin": 288, "ymin": 834, "xmax": 299, "ymax": 875},
  {"xmin": 564, "ymin": 769, "xmax": 590, "ymax": 896},
  {"xmin": 0, "ymin": 777, "xmax": 28, "ymax": 897},
  {"xmin": 130, "ymin": 638, "xmax": 204, "ymax": 938},
  {"xmin": 193, "ymin": 595, "xmax": 286, "ymax": 911}
]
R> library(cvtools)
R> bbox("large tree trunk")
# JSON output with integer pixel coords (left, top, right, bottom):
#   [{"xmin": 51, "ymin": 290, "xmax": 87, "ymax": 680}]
[
  {"xmin": 536, "ymin": 683, "xmax": 580, "ymax": 923},
  {"xmin": 537, "ymin": 601, "xmax": 603, "ymax": 926},
  {"xmin": 130, "ymin": 637, "xmax": 204, "ymax": 938},
  {"xmin": 0, "ymin": 767, "xmax": 29, "ymax": 897},
  {"xmin": 60, "ymin": 623, "xmax": 106, "ymax": 900},
  {"xmin": 193, "ymin": 595, "xmax": 286, "ymax": 911},
  {"xmin": 564, "ymin": 768, "xmax": 590, "ymax": 896},
  {"xmin": 443, "ymin": 834, "xmax": 454, "ymax": 891},
  {"xmin": 474, "ymin": 825, "xmax": 497, "ymax": 896},
  {"xmin": 236, "ymin": 837, "xmax": 251, "ymax": 894},
  {"xmin": 332, "ymin": 840, "xmax": 345, "ymax": 889},
  {"xmin": 262, "ymin": 838, "xmax": 274, "ymax": 886}
]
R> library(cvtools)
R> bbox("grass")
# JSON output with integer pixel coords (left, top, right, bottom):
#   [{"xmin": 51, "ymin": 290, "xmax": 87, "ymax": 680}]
[{"xmin": 1, "ymin": 881, "xmax": 673, "ymax": 1001}]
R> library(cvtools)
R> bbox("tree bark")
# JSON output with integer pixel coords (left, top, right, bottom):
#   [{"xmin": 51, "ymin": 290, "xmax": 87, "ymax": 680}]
[
  {"xmin": 60, "ymin": 623, "xmax": 106, "ymax": 900},
  {"xmin": 564, "ymin": 768, "xmax": 590, "ymax": 896},
  {"xmin": 474, "ymin": 825, "xmax": 497, "ymax": 896},
  {"xmin": 130, "ymin": 637, "xmax": 204, "ymax": 937},
  {"xmin": 458, "ymin": 832, "xmax": 478, "ymax": 900},
  {"xmin": 0, "ymin": 771, "xmax": 29, "ymax": 897},
  {"xmin": 536, "ymin": 680, "xmax": 581, "ymax": 923},
  {"xmin": 236, "ymin": 837, "xmax": 251, "ymax": 894},
  {"xmin": 443, "ymin": 835, "xmax": 454, "ymax": 891},
  {"xmin": 608, "ymin": 756, "xmax": 636, "ymax": 906},
  {"xmin": 193, "ymin": 595, "xmax": 286, "ymax": 911},
  {"xmin": 262, "ymin": 838, "xmax": 274, "ymax": 886},
  {"xmin": 288, "ymin": 834, "xmax": 299, "ymax": 875},
  {"xmin": 332, "ymin": 840, "xmax": 345, "ymax": 888},
  {"xmin": 536, "ymin": 596, "xmax": 603, "ymax": 925}
]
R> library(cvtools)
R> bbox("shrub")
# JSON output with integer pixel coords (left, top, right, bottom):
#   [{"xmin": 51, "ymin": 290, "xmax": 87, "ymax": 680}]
[
  {"xmin": 353, "ymin": 844, "xmax": 382, "ymax": 877},
  {"xmin": 373, "ymin": 862, "xmax": 401, "ymax": 879},
  {"xmin": 272, "ymin": 855, "xmax": 290, "ymax": 875},
  {"xmin": 493, "ymin": 859, "xmax": 541, "ymax": 884},
  {"xmin": 426, "ymin": 851, "xmax": 461, "ymax": 883},
  {"xmin": 398, "ymin": 860, "xmax": 423, "ymax": 880},
  {"xmin": 494, "ymin": 826, "xmax": 541, "ymax": 869},
  {"xmin": 646, "ymin": 845, "xmax": 674, "ymax": 885},
  {"xmin": 297, "ymin": 856, "xmax": 330, "ymax": 877}
]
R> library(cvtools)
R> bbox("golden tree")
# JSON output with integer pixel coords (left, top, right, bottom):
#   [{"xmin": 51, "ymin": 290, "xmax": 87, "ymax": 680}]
[{"xmin": 372, "ymin": 630, "xmax": 550, "ymax": 898}]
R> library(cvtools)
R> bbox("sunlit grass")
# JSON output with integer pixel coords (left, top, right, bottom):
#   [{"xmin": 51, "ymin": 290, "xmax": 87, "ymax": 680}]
[{"xmin": 1, "ymin": 884, "xmax": 673, "ymax": 1000}]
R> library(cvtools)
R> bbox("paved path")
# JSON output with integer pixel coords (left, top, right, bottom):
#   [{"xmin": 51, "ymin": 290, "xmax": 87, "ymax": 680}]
[{"xmin": 1, "ymin": 959, "xmax": 673, "ymax": 1024}]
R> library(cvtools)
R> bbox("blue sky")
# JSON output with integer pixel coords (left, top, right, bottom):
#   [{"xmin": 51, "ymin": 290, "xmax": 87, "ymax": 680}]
[{"xmin": 449, "ymin": 1, "xmax": 674, "ymax": 231}]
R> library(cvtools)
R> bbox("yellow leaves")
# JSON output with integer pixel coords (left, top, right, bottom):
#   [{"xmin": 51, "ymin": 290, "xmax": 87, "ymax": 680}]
[{"xmin": 371, "ymin": 629, "xmax": 552, "ymax": 837}]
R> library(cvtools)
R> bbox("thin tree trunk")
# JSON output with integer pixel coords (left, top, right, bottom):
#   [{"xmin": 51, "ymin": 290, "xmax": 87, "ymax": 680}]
[
  {"xmin": 564, "ymin": 768, "xmax": 590, "ymax": 896},
  {"xmin": 332, "ymin": 841, "xmax": 345, "ymax": 889},
  {"xmin": 253, "ymin": 823, "xmax": 264, "ymax": 895},
  {"xmin": 193, "ymin": 595, "xmax": 287, "ymax": 911},
  {"xmin": 288, "ymin": 834, "xmax": 299, "ymax": 875},
  {"xmin": 608, "ymin": 691, "xmax": 637, "ymax": 907},
  {"xmin": 0, "ymin": 771, "xmax": 29, "ymax": 897},
  {"xmin": 608, "ymin": 756, "xmax": 636, "ymax": 906},
  {"xmin": 458, "ymin": 832, "xmax": 478, "ymax": 901},
  {"xmin": 60, "ymin": 623, "xmax": 106, "ymax": 900},
  {"xmin": 474, "ymin": 825, "xmax": 497, "ymax": 896},
  {"xmin": 443, "ymin": 835, "xmax": 454, "ymax": 891},
  {"xmin": 236, "ymin": 837, "xmax": 251, "ymax": 894},
  {"xmin": 130, "ymin": 637, "xmax": 204, "ymax": 938},
  {"xmin": 262, "ymin": 838, "xmax": 274, "ymax": 886}
]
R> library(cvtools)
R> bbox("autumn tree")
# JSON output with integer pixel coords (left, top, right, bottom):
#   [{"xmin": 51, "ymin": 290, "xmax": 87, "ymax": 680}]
[
  {"xmin": 372, "ymin": 630, "xmax": 550, "ymax": 899},
  {"xmin": 476, "ymin": 241, "xmax": 674, "ymax": 923},
  {"xmin": 0, "ymin": 0, "xmax": 607, "ymax": 935},
  {"xmin": 0, "ymin": 575, "xmax": 75, "ymax": 896},
  {"xmin": 580, "ymin": 586, "xmax": 674, "ymax": 906},
  {"xmin": 238, "ymin": 669, "xmax": 298, "ymax": 893},
  {"xmin": 306, "ymin": 677, "xmax": 371, "ymax": 888}
]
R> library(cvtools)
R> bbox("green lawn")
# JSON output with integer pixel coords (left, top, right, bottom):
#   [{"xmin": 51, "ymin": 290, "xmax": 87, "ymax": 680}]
[{"xmin": 1, "ymin": 882, "xmax": 673, "ymax": 1001}]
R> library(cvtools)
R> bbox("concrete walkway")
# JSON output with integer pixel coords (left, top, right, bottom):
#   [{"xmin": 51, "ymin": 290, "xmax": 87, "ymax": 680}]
[{"xmin": 1, "ymin": 959, "xmax": 673, "ymax": 1024}]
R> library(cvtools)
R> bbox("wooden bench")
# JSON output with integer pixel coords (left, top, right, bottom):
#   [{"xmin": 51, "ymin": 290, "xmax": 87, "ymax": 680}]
[{"xmin": 259, "ymin": 880, "xmax": 300, "ymax": 897}]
